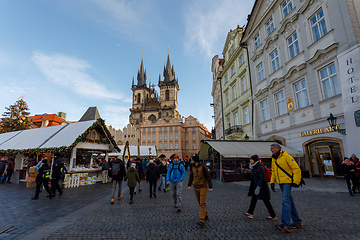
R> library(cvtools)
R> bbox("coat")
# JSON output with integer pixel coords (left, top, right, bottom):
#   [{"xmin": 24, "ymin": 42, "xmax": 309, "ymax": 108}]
[
  {"xmin": 341, "ymin": 162, "xmax": 356, "ymax": 179},
  {"xmin": 52, "ymin": 157, "xmax": 64, "ymax": 179},
  {"xmin": 111, "ymin": 159, "xmax": 126, "ymax": 181},
  {"xmin": 248, "ymin": 162, "xmax": 271, "ymax": 201},
  {"xmin": 146, "ymin": 163, "xmax": 160, "ymax": 183},
  {"xmin": 166, "ymin": 162, "xmax": 185, "ymax": 183},
  {"xmin": 124, "ymin": 167, "xmax": 140, "ymax": 187},
  {"xmin": 270, "ymin": 150, "xmax": 301, "ymax": 185},
  {"xmin": 188, "ymin": 163, "xmax": 213, "ymax": 189}
]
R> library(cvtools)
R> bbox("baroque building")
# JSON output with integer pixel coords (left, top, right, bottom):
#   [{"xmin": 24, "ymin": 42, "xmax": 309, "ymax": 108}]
[
  {"xmin": 129, "ymin": 55, "xmax": 181, "ymax": 128},
  {"xmin": 211, "ymin": 55, "xmax": 224, "ymax": 140}
]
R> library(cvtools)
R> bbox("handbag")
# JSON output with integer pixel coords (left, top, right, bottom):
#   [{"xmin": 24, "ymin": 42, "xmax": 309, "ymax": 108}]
[{"xmin": 274, "ymin": 161, "xmax": 305, "ymax": 188}]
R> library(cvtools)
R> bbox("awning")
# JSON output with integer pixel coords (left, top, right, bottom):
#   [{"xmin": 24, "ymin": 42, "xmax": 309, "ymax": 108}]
[
  {"xmin": 198, "ymin": 140, "xmax": 304, "ymax": 159},
  {"xmin": 117, "ymin": 145, "xmax": 157, "ymax": 157}
]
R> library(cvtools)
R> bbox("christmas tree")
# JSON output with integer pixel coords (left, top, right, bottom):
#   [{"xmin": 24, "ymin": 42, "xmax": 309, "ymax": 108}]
[{"xmin": 0, "ymin": 98, "xmax": 31, "ymax": 133}]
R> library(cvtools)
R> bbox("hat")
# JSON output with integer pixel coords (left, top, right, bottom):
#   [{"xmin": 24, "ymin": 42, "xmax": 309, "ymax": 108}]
[
  {"xmin": 344, "ymin": 157, "xmax": 349, "ymax": 160},
  {"xmin": 173, "ymin": 155, "xmax": 179, "ymax": 159},
  {"xmin": 351, "ymin": 154, "xmax": 357, "ymax": 158},
  {"xmin": 150, "ymin": 160, "xmax": 154, "ymax": 163},
  {"xmin": 131, "ymin": 163, "xmax": 136, "ymax": 168},
  {"xmin": 192, "ymin": 155, "xmax": 200, "ymax": 163},
  {"xmin": 42, "ymin": 159, "xmax": 48, "ymax": 163},
  {"xmin": 250, "ymin": 155, "xmax": 259, "ymax": 162},
  {"xmin": 132, "ymin": 159, "xmax": 135, "ymax": 163}
]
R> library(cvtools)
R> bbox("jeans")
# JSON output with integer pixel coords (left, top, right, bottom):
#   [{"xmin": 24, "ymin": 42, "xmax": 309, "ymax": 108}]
[
  {"xmin": 5, "ymin": 169, "xmax": 13, "ymax": 182},
  {"xmin": 149, "ymin": 182, "xmax": 157, "ymax": 195},
  {"xmin": 158, "ymin": 174, "xmax": 168, "ymax": 190},
  {"xmin": 194, "ymin": 187, "xmax": 208, "ymax": 222},
  {"xmin": 247, "ymin": 195, "xmax": 276, "ymax": 218},
  {"xmin": 279, "ymin": 183, "xmax": 302, "ymax": 227},
  {"xmin": 111, "ymin": 180, "xmax": 123, "ymax": 198},
  {"xmin": 170, "ymin": 181, "xmax": 182, "ymax": 208},
  {"xmin": 129, "ymin": 187, "xmax": 135, "ymax": 200}
]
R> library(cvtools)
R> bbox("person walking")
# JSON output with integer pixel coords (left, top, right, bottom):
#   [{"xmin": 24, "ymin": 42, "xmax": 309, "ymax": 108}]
[
  {"xmin": 2, "ymin": 156, "xmax": 14, "ymax": 183},
  {"xmin": 110, "ymin": 158, "xmax": 126, "ymax": 204},
  {"xmin": 146, "ymin": 159, "xmax": 160, "ymax": 198},
  {"xmin": 31, "ymin": 159, "xmax": 53, "ymax": 200},
  {"xmin": 101, "ymin": 159, "xmax": 110, "ymax": 184},
  {"xmin": 0, "ymin": 156, "xmax": 6, "ymax": 181},
  {"xmin": 166, "ymin": 155, "xmax": 186, "ymax": 212},
  {"xmin": 135, "ymin": 158, "xmax": 143, "ymax": 194},
  {"xmin": 244, "ymin": 155, "xmax": 276, "ymax": 221},
  {"xmin": 51, "ymin": 153, "xmax": 64, "ymax": 197},
  {"xmin": 158, "ymin": 159, "xmax": 168, "ymax": 192},
  {"xmin": 187, "ymin": 155, "xmax": 213, "ymax": 227},
  {"xmin": 270, "ymin": 143, "xmax": 302, "ymax": 233},
  {"xmin": 124, "ymin": 162, "xmax": 140, "ymax": 204},
  {"xmin": 350, "ymin": 154, "xmax": 359, "ymax": 193},
  {"xmin": 341, "ymin": 157, "xmax": 356, "ymax": 196}
]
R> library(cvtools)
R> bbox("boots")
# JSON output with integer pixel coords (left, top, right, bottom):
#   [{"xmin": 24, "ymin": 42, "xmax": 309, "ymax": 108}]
[
  {"xmin": 111, "ymin": 197, "xmax": 114, "ymax": 204},
  {"xmin": 349, "ymin": 190, "xmax": 354, "ymax": 196},
  {"xmin": 118, "ymin": 195, "xmax": 123, "ymax": 200}
]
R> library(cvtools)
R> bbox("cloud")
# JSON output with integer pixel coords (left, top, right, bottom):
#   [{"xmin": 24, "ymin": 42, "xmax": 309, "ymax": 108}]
[
  {"xmin": 32, "ymin": 51, "xmax": 128, "ymax": 101},
  {"xmin": 183, "ymin": 0, "xmax": 254, "ymax": 58},
  {"xmin": 101, "ymin": 104, "xmax": 131, "ymax": 129}
]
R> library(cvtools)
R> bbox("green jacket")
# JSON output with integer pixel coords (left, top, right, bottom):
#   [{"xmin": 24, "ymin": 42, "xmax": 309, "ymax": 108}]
[{"xmin": 124, "ymin": 167, "xmax": 140, "ymax": 187}]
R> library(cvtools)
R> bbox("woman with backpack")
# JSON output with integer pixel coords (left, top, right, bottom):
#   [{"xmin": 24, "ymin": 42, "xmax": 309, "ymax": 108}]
[{"xmin": 244, "ymin": 155, "xmax": 276, "ymax": 220}]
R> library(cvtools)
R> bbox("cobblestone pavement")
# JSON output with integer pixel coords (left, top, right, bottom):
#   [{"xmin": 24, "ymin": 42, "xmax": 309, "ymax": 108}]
[{"xmin": 0, "ymin": 175, "xmax": 359, "ymax": 240}]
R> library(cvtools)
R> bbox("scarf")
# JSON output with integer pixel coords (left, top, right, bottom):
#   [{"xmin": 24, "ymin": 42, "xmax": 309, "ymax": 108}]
[
  {"xmin": 249, "ymin": 161, "xmax": 259, "ymax": 169},
  {"xmin": 271, "ymin": 150, "xmax": 281, "ymax": 159},
  {"xmin": 343, "ymin": 160, "xmax": 353, "ymax": 166}
]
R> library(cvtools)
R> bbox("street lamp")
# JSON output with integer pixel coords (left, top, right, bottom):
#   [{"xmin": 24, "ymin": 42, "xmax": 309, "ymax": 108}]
[{"xmin": 327, "ymin": 113, "xmax": 346, "ymax": 135}]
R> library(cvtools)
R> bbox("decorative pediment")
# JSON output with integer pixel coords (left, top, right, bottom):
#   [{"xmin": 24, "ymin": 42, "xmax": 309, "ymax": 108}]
[
  {"xmin": 251, "ymin": 49, "xmax": 264, "ymax": 62},
  {"xmin": 278, "ymin": 13, "xmax": 299, "ymax": 35},
  {"xmin": 298, "ymin": 0, "xmax": 324, "ymax": 14},
  {"xmin": 307, "ymin": 43, "xmax": 338, "ymax": 69},
  {"xmin": 269, "ymin": 77, "xmax": 285, "ymax": 92},
  {"xmin": 264, "ymin": 34, "xmax": 279, "ymax": 52},
  {"xmin": 254, "ymin": 87, "xmax": 269, "ymax": 99},
  {"xmin": 285, "ymin": 63, "xmax": 307, "ymax": 84}
]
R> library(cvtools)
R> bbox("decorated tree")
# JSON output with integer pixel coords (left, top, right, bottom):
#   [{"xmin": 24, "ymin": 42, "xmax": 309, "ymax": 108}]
[{"xmin": 0, "ymin": 98, "xmax": 31, "ymax": 133}]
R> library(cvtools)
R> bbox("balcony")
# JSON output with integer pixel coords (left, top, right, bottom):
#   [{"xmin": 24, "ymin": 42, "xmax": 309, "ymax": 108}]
[{"xmin": 225, "ymin": 125, "xmax": 243, "ymax": 136}]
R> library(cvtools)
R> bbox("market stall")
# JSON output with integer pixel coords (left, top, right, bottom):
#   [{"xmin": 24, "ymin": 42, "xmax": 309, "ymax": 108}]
[{"xmin": 0, "ymin": 118, "xmax": 120, "ymax": 186}]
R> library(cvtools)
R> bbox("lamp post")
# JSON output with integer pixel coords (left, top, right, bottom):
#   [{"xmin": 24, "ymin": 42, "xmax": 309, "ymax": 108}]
[{"xmin": 327, "ymin": 113, "xmax": 346, "ymax": 135}]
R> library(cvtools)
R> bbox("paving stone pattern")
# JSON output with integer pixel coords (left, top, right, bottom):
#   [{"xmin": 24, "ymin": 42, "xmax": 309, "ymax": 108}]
[{"xmin": 0, "ymin": 175, "xmax": 360, "ymax": 239}]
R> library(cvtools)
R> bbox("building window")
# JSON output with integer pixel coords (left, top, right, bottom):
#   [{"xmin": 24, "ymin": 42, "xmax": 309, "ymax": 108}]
[
  {"xmin": 170, "ymin": 134, "xmax": 173, "ymax": 139},
  {"xmin": 261, "ymin": 100, "xmax": 270, "ymax": 122},
  {"xmin": 152, "ymin": 128, "xmax": 155, "ymax": 131},
  {"xmin": 148, "ymin": 128, "xmax": 151, "ymax": 132},
  {"xmin": 137, "ymin": 93, "xmax": 141, "ymax": 103},
  {"xmin": 231, "ymin": 65, "xmax": 235, "ymax": 75},
  {"xmin": 185, "ymin": 144, "xmax": 188, "ymax": 150},
  {"xmin": 175, "ymin": 126, "xmax": 178, "ymax": 130},
  {"xmin": 148, "ymin": 135, "xmax": 151, "ymax": 140},
  {"xmin": 143, "ymin": 129, "xmax": 146, "ymax": 132},
  {"xmin": 164, "ymin": 143, "xmax": 167, "ymax": 150},
  {"xmin": 240, "ymin": 55, "xmax": 244, "ymax": 65},
  {"xmin": 152, "ymin": 134, "xmax": 155, "ymax": 140},
  {"xmin": 170, "ymin": 143, "xmax": 173, "ymax": 149},
  {"xmin": 225, "ymin": 74, "xmax": 228, "ymax": 83},
  {"xmin": 244, "ymin": 106, "xmax": 249, "ymax": 124},
  {"xmin": 294, "ymin": 79, "xmax": 310, "ymax": 108},
  {"xmin": 164, "ymin": 134, "xmax": 167, "ymax": 140},
  {"xmin": 275, "ymin": 91, "xmax": 287, "ymax": 116},
  {"xmin": 159, "ymin": 144, "xmax": 162, "ymax": 150},
  {"xmin": 255, "ymin": 33, "xmax": 261, "ymax": 49},
  {"xmin": 282, "ymin": 0, "xmax": 293, "ymax": 17},
  {"xmin": 164, "ymin": 127, "xmax": 167, "ymax": 131},
  {"xmin": 185, "ymin": 135, "xmax": 188, "ymax": 140},
  {"xmin": 232, "ymin": 86, "xmax": 236, "ymax": 100},
  {"xmin": 271, "ymin": 49, "xmax": 280, "ymax": 72},
  {"xmin": 192, "ymin": 134, "xmax": 196, "ymax": 140},
  {"xmin": 175, "ymin": 143, "xmax": 178, "ymax": 149},
  {"xmin": 234, "ymin": 112, "xmax": 239, "ymax": 125},
  {"xmin": 165, "ymin": 90, "xmax": 170, "ymax": 100},
  {"xmin": 320, "ymin": 63, "xmax": 340, "ymax": 99},
  {"xmin": 266, "ymin": 17, "xmax": 274, "ymax": 36},
  {"xmin": 185, "ymin": 128, "xmax": 188, "ymax": 132},
  {"xmin": 225, "ymin": 92, "xmax": 229, "ymax": 106},
  {"xmin": 227, "ymin": 117, "xmax": 231, "ymax": 128},
  {"xmin": 310, "ymin": 8, "xmax": 327, "ymax": 42},
  {"xmin": 159, "ymin": 134, "xmax": 162, "ymax": 140},
  {"xmin": 159, "ymin": 127, "xmax": 162, "ymax": 131},
  {"xmin": 193, "ymin": 143, "xmax": 196, "ymax": 149},
  {"xmin": 143, "ymin": 135, "xmax": 145, "ymax": 140},
  {"xmin": 288, "ymin": 32, "xmax": 300, "ymax": 59},
  {"xmin": 241, "ymin": 77, "xmax": 246, "ymax": 92},
  {"xmin": 169, "ymin": 127, "xmax": 173, "ymax": 130},
  {"xmin": 258, "ymin": 62, "xmax": 264, "ymax": 82},
  {"xmin": 192, "ymin": 128, "xmax": 195, "ymax": 131},
  {"xmin": 175, "ymin": 133, "xmax": 178, "ymax": 139}
]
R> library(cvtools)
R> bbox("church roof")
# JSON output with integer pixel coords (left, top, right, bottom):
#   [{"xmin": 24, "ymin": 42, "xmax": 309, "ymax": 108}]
[{"xmin": 79, "ymin": 107, "xmax": 100, "ymax": 122}]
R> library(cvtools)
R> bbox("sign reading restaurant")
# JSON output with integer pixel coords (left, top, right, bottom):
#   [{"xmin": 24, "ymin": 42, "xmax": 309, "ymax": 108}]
[{"xmin": 300, "ymin": 125, "xmax": 340, "ymax": 137}]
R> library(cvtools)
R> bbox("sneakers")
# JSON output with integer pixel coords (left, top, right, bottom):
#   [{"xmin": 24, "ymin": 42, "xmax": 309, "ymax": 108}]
[
  {"xmin": 276, "ymin": 224, "xmax": 291, "ymax": 233},
  {"xmin": 31, "ymin": 196, "xmax": 39, "ymax": 200},
  {"xmin": 197, "ymin": 221, "xmax": 204, "ymax": 227},
  {"xmin": 244, "ymin": 213, "xmax": 253, "ymax": 219},
  {"xmin": 165, "ymin": 187, "xmax": 169, "ymax": 191},
  {"xmin": 153, "ymin": 192, "xmax": 157, "ymax": 198},
  {"xmin": 111, "ymin": 197, "xmax": 114, "ymax": 204},
  {"xmin": 164, "ymin": 189, "xmax": 166, "ymax": 193},
  {"xmin": 129, "ymin": 200, "xmax": 133, "ymax": 204},
  {"xmin": 149, "ymin": 194, "xmax": 152, "ymax": 198},
  {"xmin": 266, "ymin": 216, "xmax": 277, "ymax": 221},
  {"xmin": 158, "ymin": 187, "xmax": 161, "ymax": 191},
  {"xmin": 177, "ymin": 208, "xmax": 181, "ymax": 212},
  {"xmin": 139, "ymin": 189, "xmax": 142, "ymax": 193},
  {"xmin": 205, "ymin": 215, "xmax": 209, "ymax": 221},
  {"xmin": 290, "ymin": 223, "xmax": 303, "ymax": 229},
  {"xmin": 118, "ymin": 195, "xmax": 123, "ymax": 200}
]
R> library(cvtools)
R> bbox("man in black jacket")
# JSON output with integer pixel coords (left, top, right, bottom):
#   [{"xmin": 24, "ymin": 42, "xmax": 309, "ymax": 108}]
[
  {"xmin": 110, "ymin": 158, "xmax": 126, "ymax": 204},
  {"xmin": 32, "ymin": 159, "xmax": 53, "ymax": 200},
  {"xmin": 51, "ymin": 152, "xmax": 64, "ymax": 197}
]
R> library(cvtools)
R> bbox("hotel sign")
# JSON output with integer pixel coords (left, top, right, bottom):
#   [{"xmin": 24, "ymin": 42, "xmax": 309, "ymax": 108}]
[{"xmin": 300, "ymin": 125, "xmax": 339, "ymax": 137}]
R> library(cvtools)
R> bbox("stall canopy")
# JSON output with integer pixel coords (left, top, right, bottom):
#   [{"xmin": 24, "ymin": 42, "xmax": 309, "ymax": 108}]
[
  {"xmin": 199, "ymin": 140, "xmax": 304, "ymax": 159},
  {"xmin": 0, "ymin": 119, "xmax": 119, "ymax": 154},
  {"xmin": 118, "ymin": 145, "xmax": 157, "ymax": 157}
]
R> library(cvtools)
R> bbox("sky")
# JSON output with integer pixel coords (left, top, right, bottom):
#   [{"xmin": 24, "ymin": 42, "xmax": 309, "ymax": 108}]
[{"xmin": 0, "ymin": 0, "xmax": 255, "ymax": 131}]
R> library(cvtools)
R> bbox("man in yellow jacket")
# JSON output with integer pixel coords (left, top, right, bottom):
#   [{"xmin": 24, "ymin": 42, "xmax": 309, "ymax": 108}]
[{"xmin": 270, "ymin": 143, "xmax": 302, "ymax": 233}]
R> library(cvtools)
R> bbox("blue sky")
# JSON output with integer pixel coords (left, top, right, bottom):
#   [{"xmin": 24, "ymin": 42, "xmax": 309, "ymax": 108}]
[{"xmin": 0, "ymin": 0, "xmax": 255, "ymax": 130}]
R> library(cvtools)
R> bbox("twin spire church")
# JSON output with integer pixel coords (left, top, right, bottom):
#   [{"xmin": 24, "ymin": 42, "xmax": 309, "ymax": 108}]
[{"xmin": 129, "ymin": 54, "xmax": 181, "ymax": 127}]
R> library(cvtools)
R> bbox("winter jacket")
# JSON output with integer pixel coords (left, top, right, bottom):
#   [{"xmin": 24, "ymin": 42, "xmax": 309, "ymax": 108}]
[
  {"xmin": 158, "ymin": 163, "xmax": 167, "ymax": 175},
  {"xmin": 101, "ymin": 161, "xmax": 110, "ymax": 171},
  {"xmin": 166, "ymin": 161, "xmax": 185, "ymax": 183},
  {"xmin": 0, "ymin": 161, "xmax": 5, "ymax": 174},
  {"xmin": 111, "ymin": 159, "xmax": 126, "ymax": 181},
  {"xmin": 36, "ymin": 163, "xmax": 51, "ymax": 182},
  {"xmin": 136, "ymin": 162, "xmax": 144, "ymax": 179},
  {"xmin": 52, "ymin": 157, "xmax": 64, "ymax": 179},
  {"xmin": 341, "ymin": 162, "xmax": 356, "ymax": 179},
  {"xmin": 270, "ymin": 150, "xmax": 301, "ymax": 185},
  {"xmin": 7, "ymin": 160, "xmax": 14, "ymax": 172},
  {"xmin": 355, "ymin": 160, "xmax": 360, "ymax": 178},
  {"xmin": 248, "ymin": 162, "xmax": 271, "ymax": 201},
  {"xmin": 146, "ymin": 163, "xmax": 160, "ymax": 183},
  {"xmin": 188, "ymin": 163, "xmax": 213, "ymax": 189},
  {"xmin": 124, "ymin": 167, "xmax": 140, "ymax": 187},
  {"xmin": 142, "ymin": 160, "xmax": 147, "ymax": 171}
]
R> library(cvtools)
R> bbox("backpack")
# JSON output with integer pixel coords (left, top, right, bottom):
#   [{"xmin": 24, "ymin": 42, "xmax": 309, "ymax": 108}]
[
  {"xmin": 171, "ymin": 163, "xmax": 181, "ymax": 175},
  {"xmin": 264, "ymin": 166, "xmax": 271, "ymax": 182},
  {"xmin": 42, "ymin": 169, "xmax": 51, "ymax": 180},
  {"xmin": 112, "ymin": 163, "xmax": 120, "ymax": 176}
]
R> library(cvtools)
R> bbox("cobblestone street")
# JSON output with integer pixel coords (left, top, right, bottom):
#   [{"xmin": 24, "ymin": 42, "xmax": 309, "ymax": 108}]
[{"xmin": 1, "ymin": 175, "xmax": 359, "ymax": 240}]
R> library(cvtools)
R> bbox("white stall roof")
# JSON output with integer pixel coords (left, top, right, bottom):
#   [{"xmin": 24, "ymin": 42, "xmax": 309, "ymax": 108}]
[
  {"xmin": 199, "ymin": 140, "xmax": 304, "ymax": 159},
  {"xmin": 117, "ymin": 145, "xmax": 157, "ymax": 157}
]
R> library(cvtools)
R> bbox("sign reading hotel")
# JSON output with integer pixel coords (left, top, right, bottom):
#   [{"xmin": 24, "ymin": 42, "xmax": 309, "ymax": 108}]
[{"xmin": 300, "ymin": 125, "xmax": 339, "ymax": 137}]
